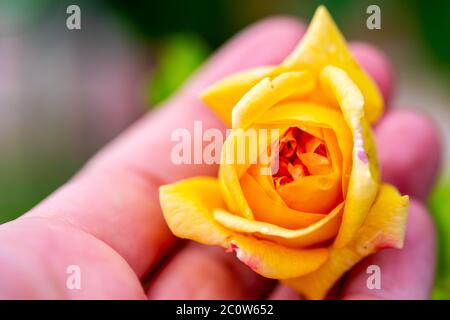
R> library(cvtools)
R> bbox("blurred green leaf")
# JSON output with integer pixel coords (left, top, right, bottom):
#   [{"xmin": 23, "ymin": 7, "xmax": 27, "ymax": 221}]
[
  {"xmin": 429, "ymin": 177, "xmax": 450, "ymax": 299},
  {"xmin": 148, "ymin": 33, "xmax": 210, "ymax": 106}
]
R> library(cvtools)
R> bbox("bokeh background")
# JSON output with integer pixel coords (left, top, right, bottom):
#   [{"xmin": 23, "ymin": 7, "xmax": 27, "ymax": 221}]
[{"xmin": 0, "ymin": 0, "xmax": 449, "ymax": 298}]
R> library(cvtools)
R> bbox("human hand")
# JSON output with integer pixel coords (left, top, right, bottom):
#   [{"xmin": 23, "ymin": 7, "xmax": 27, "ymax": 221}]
[{"xmin": 0, "ymin": 17, "xmax": 440, "ymax": 299}]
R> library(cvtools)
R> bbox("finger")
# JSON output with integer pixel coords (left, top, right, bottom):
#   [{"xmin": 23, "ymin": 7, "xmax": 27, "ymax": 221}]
[
  {"xmin": 375, "ymin": 109, "xmax": 442, "ymax": 200},
  {"xmin": 0, "ymin": 217, "xmax": 146, "ymax": 299},
  {"xmin": 147, "ymin": 244, "xmax": 274, "ymax": 299},
  {"xmin": 267, "ymin": 284, "xmax": 301, "ymax": 300},
  {"xmin": 349, "ymin": 42, "xmax": 394, "ymax": 106},
  {"xmin": 341, "ymin": 199, "xmax": 436, "ymax": 299},
  {"xmin": 22, "ymin": 17, "xmax": 306, "ymax": 280}
]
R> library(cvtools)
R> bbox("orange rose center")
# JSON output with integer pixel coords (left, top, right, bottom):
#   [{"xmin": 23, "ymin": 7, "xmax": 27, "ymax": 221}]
[{"xmin": 272, "ymin": 127, "xmax": 332, "ymax": 188}]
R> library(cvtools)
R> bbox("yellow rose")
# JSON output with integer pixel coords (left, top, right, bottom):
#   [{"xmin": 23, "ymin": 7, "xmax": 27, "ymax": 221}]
[{"xmin": 159, "ymin": 6, "xmax": 409, "ymax": 299}]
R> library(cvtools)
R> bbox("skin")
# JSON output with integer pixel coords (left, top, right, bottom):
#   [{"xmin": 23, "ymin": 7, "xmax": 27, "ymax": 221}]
[{"xmin": 0, "ymin": 17, "xmax": 441, "ymax": 300}]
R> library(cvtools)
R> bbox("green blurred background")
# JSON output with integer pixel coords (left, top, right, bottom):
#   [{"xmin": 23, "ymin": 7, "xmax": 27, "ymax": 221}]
[{"xmin": 0, "ymin": 0, "xmax": 449, "ymax": 298}]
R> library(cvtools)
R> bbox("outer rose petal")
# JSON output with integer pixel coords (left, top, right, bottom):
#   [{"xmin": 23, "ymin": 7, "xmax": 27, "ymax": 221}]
[
  {"xmin": 320, "ymin": 66, "xmax": 379, "ymax": 248},
  {"xmin": 229, "ymin": 234, "xmax": 328, "ymax": 279},
  {"xmin": 160, "ymin": 177, "xmax": 232, "ymax": 246},
  {"xmin": 283, "ymin": 183, "xmax": 409, "ymax": 299},
  {"xmin": 231, "ymin": 71, "xmax": 316, "ymax": 129},
  {"xmin": 213, "ymin": 202, "xmax": 343, "ymax": 248},
  {"xmin": 201, "ymin": 67, "xmax": 275, "ymax": 126},
  {"xmin": 160, "ymin": 177, "xmax": 329, "ymax": 279},
  {"xmin": 281, "ymin": 6, "xmax": 383, "ymax": 124}
]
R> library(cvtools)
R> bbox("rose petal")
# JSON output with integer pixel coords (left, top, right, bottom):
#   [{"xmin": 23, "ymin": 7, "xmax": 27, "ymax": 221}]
[
  {"xmin": 298, "ymin": 152, "xmax": 332, "ymax": 175},
  {"xmin": 287, "ymin": 162, "xmax": 307, "ymax": 180},
  {"xmin": 232, "ymin": 71, "xmax": 316, "ymax": 129},
  {"xmin": 247, "ymin": 164, "xmax": 282, "ymax": 203},
  {"xmin": 323, "ymin": 128, "xmax": 346, "ymax": 194},
  {"xmin": 320, "ymin": 65, "xmax": 380, "ymax": 248},
  {"xmin": 283, "ymin": 183, "xmax": 409, "ymax": 299},
  {"xmin": 201, "ymin": 66, "xmax": 275, "ymax": 127},
  {"xmin": 213, "ymin": 201, "xmax": 343, "ymax": 248},
  {"xmin": 160, "ymin": 176, "xmax": 330, "ymax": 280},
  {"xmin": 219, "ymin": 125, "xmax": 285, "ymax": 219},
  {"xmin": 276, "ymin": 173, "xmax": 341, "ymax": 214},
  {"xmin": 256, "ymin": 101, "xmax": 352, "ymax": 181},
  {"xmin": 228, "ymin": 234, "xmax": 329, "ymax": 279},
  {"xmin": 159, "ymin": 177, "xmax": 232, "ymax": 246},
  {"xmin": 281, "ymin": 6, "xmax": 383, "ymax": 123},
  {"xmin": 256, "ymin": 103, "xmax": 351, "ymax": 213},
  {"xmin": 301, "ymin": 133, "xmax": 323, "ymax": 153},
  {"xmin": 279, "ymin": 128, "xmax": 298, "ymax": 158},
  {"xmin": 240, "ymin": 173, "xmax": 326, "ymax": 229}
]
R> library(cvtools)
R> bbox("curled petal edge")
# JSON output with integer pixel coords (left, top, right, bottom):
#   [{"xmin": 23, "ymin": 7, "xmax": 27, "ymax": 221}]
[{"xmin": 320, "ymin": 65, "xmax": 380, "ymax": 248}]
